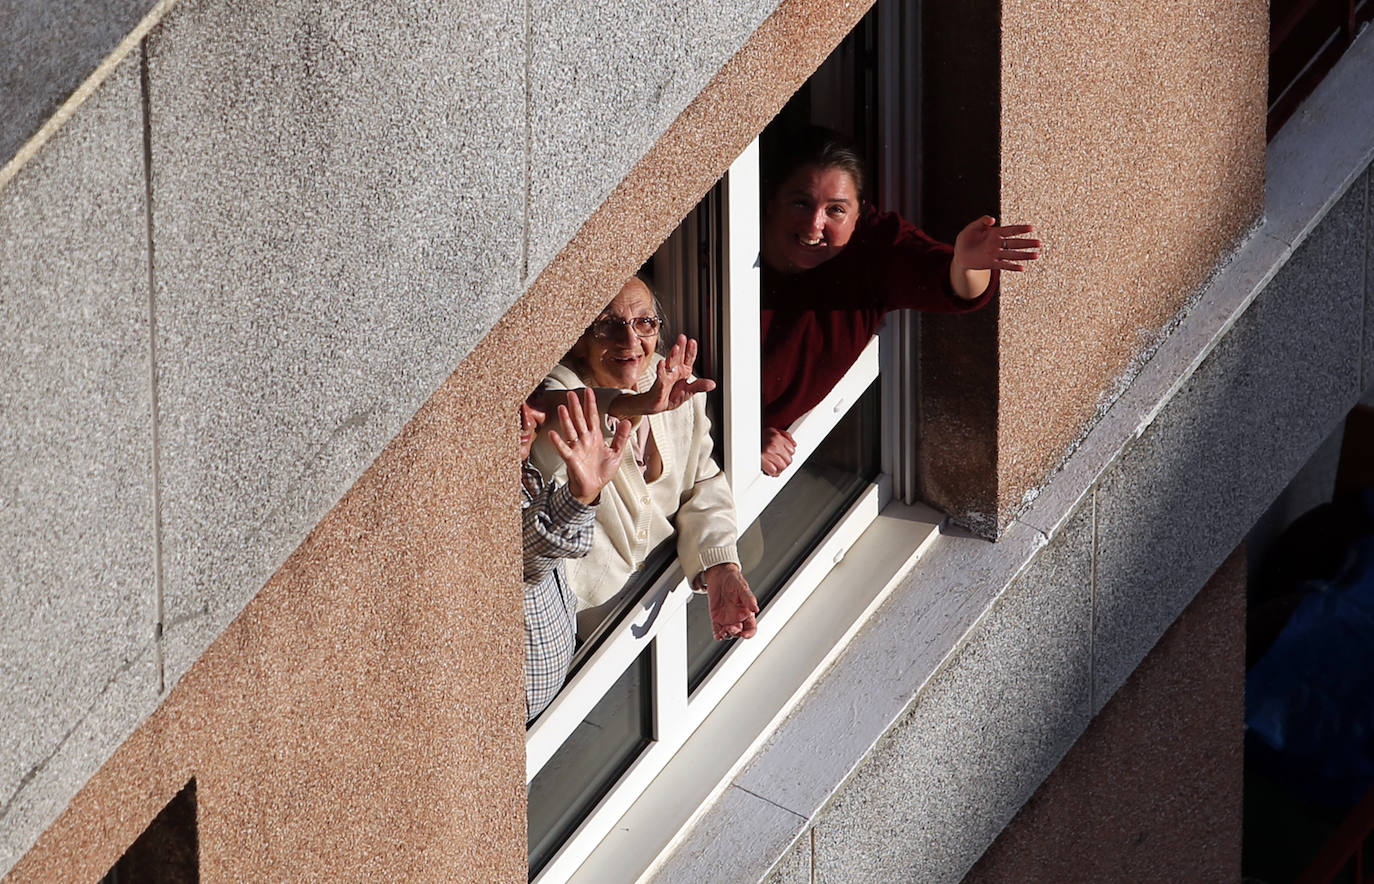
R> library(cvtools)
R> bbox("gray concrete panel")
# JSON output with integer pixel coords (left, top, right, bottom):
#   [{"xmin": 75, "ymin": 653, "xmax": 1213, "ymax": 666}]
[
  {"xmin": 1093, "ymin": 179, "xmax": 1368, "ymax": 711},
  {"xmin": 525, "ymin": 0, "xmax": 778, "ymax": 279},
  {"xmin": 143, "ymin": 0, "xmax": 526, "ymax": 685},
  {"xmin": 0, "ymin": 55, "xmax": 155, "ymax": 872},
  {"xmin": 0, "ymin": 0, "xmax": 156, "ymax": 167},
  {"xmin": 806, "ymin": 503, "xmax": 1093, "ymax": 884},
  {"xmin": 762, "ymin": 833, "xmax": 811, "ymax": 884},
  {"xmin": 653, "ymin": 786, "xmax": 805, "ymax": 884}
]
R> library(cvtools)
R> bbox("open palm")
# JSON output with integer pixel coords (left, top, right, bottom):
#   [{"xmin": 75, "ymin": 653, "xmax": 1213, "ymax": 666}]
[{"xmin": 548, "ymin": 389, "xmax": 632, "ymax": 504}]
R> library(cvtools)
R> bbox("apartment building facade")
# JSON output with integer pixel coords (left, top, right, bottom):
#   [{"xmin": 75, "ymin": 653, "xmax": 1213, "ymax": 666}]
[{"xmin": 3, "ymin": 0, "xmax": 1372, "ymax": 880}]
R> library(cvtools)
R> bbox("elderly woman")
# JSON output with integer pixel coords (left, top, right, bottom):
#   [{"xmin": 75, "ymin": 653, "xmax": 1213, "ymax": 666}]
[
  {"xmin": 531, "ymin": 276, "xmax": 758, "ymax": 641},
  {"xmin": 759, "ymin": 126, "xmax": 1042, "ymax": 476}
]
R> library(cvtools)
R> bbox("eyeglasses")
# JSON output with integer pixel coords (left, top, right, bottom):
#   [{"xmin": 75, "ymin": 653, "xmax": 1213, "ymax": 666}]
[{"xmin": 587, "ymin": 315, "xmax": 662, "ymax": 339}]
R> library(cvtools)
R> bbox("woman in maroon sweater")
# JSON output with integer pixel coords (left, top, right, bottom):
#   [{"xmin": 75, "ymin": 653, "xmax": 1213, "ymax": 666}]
[{"xmin": 759, "ymin": 128, "xmax": 1041, "ymax": 476}]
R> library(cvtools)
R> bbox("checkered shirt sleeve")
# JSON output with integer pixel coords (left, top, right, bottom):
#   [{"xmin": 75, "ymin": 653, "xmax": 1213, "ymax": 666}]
[{"xmin": 522, "ymin": 464, "xmax": 594, "ymax": 720}]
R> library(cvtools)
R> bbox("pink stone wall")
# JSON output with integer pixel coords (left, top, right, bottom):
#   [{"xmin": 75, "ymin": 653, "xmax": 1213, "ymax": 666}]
[{"xmin": 996, "ymin": 0, "xmax": 1268, "ymax": 519}]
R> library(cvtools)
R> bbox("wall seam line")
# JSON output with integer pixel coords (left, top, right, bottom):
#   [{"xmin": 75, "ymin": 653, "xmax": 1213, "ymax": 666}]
[
  {"xmin": 521, "ymin": 0, "xmax": 532, "ymax": 283},
  {"xmin": 139, "ymin": 40, "xmax": 167, "ymax": 694},
  {"xmin": 810, "ymin": 825, "xmax": 817, "ymax": 883}
]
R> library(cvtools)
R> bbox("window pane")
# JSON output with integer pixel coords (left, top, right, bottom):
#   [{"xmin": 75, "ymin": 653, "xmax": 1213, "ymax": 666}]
[
  {"xmin": 561, "ymin": 539, "xmax": 678, "ymax": 685},
  {"xmin": 527, "ymin": 650, "xmax": 654, "ymax": 878},
  {"xmin": 686, "ymin": 382, "xmax": 881, "ymax": 692}
]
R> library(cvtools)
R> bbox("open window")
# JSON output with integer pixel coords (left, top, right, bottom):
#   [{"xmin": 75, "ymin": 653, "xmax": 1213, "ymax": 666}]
[{"xmin": 525, "ymin": 2, "xmax": 967, "ymax": 878}]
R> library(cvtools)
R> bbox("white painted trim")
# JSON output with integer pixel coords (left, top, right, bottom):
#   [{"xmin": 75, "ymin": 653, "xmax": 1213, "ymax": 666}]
[
  {"xmin": 722, "ymin": 140, "xmax": 762, "ymax": 497},
  {"xmin": 652, "ymin": 602, "xmax": 689, "ymax": 744},
  {"xmin": 736, "ymin": 336, "xmax": 881, "ymax": 528},
  {"xmin": 526, "ymin": 574, "xmax": 690, "ymax": 780},
  {"xmin": 566, "ymin": 500, "xmax": 945, "ymax": 884}
]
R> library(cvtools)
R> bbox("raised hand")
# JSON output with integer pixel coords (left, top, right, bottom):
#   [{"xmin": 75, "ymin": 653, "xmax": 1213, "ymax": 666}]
[
  {"xmin": 761, "ymin": 426, "xmax": 796, "ymax": 477},
  {"xmin": 547, "ymin": 388, "xmax": 633, "ymax": 505},
  {"xmin": 612, "ymin": 334, "xmax": 717, "ymax": 418},
  {"xmin": 703, "ymin": 563, "xmax": 759, "ymax": 641},
  {"xmin": 953, "ymin": 215, "xmax": 1042, "ymax": 273}
]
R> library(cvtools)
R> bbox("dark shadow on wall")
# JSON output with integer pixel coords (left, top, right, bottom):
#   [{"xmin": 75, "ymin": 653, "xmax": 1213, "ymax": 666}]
[
  {"xmin": 99, "ymin": 779, "xmax": 197, "ymax": 884},
  {"xmin": 1, "ymin": 0, "xmax": 158, "ymax": 166}
]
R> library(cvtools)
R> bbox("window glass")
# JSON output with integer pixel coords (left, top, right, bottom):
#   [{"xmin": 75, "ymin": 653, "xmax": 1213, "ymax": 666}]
[
  {"xmin": 686, "ymin": 383, "xmax": 881, "ymax": 691},
  {"xmin": 560, "ymin": 540, "xmax": 679, "ymax": 684},
  {"xmin": 527, "ymin": 649, "xmax": 654, "ymax": 878},
  {"xmin": 649, "ymin": 178, "xmax": 726, "ymax": 452}
]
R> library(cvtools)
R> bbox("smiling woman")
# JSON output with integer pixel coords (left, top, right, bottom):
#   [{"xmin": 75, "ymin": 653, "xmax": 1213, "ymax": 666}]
[
  {"xmin": 572, "ymin": 279, "xmax": 662, "ymax": 391},
  {"xmin": 757, "ymin": 125, "xmax": 1041, "ymax": 476},
  {"xmin": 761, "ymin": 163, "xmax": 862, "ymax": 273}
]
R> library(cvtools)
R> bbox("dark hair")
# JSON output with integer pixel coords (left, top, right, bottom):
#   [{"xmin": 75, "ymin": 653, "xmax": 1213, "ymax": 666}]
[{"xmin": 761, "ymin": 125, "xmax": 867, "ymax": 206}]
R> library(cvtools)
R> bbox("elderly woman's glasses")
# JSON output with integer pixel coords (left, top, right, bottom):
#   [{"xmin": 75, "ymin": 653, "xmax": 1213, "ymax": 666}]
[{"xmin": 587, "ymin": 316, "xmax": 662, "ymax": 339}]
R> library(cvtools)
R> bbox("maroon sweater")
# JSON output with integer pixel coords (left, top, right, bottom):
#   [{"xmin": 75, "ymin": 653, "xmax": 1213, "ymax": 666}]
[{"xmin": 761, "ymin": 208, "xmax": 996, "ymax": 429}]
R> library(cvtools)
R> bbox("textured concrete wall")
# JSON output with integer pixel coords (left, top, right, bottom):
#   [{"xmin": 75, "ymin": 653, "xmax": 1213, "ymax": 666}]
[
  {"xmin": 527, "ymin": 0, "xmax": 778, "ymax": 277},
  {"xmin": 0, "ymin": 0, "xmax": 157, "ymax": 167},
  {"xmin": 140, "ymin": 0, "xmax": 530, "ymax": 688},
  {"xmin": 0, "ymin": 52, "xmax": 158, "ymax": 874},
  {"xmin": 996, "ymin": 0, "xmax": 1269, "ymax": 520},
  {"xmin": 921, "ymin": 0, "xmax": 1268, "ymax": 533},
  {"xmin": 759, "ymin": 166, "xmax": 1372, "ymax": 884},
  {"xmin": 964, "ymin": 547, "xmax": 1245, "ymax": 883},
  {"xmin": 1, "ymin": 0, "xmax": 880, "ymax": 877}
]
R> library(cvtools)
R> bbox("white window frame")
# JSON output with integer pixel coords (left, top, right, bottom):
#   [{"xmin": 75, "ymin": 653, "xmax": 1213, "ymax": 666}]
[{"xmin": 526, "ymin": 137, "xmax": 911, "ymax": 883}]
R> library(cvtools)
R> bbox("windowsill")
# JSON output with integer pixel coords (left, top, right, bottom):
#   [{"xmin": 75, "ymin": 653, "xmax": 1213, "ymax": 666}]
[{"xmin": 569, "ymin": 500, "xmax": 945, "ymax": 883}]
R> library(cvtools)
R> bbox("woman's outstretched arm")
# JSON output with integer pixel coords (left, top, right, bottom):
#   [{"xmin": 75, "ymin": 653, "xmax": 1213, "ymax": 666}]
[{"xmin": 950, "ymin": 215, "xmax": 1042, "ymax": 300}]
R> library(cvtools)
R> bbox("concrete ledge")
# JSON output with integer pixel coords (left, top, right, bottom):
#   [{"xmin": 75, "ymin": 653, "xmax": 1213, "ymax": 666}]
[{"xmin": 0, "ymin": 0, "xmax": 156, "ymax": 168}]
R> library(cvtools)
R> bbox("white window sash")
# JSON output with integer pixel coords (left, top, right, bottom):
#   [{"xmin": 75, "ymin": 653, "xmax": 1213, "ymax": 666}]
[
  {"xmin": 721, "ymin": 138, "xmax": 761, "ymax": 494},
  {"xmin": 533, "ymin": 478, "xmax": 888, "ymax": 884},
  {"xmin": 526, "ymin": 570, "xmax": 690, "ymax": 779},
  {"xmin": 735, "ymin": 336, "xmax": 880, "ymax": 529}
]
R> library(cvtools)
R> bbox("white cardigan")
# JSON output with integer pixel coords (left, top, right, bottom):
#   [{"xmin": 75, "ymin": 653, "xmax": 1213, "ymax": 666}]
[{"xmin": 530, "ymin": 356, "xmax": 740, "ymax": 609}]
